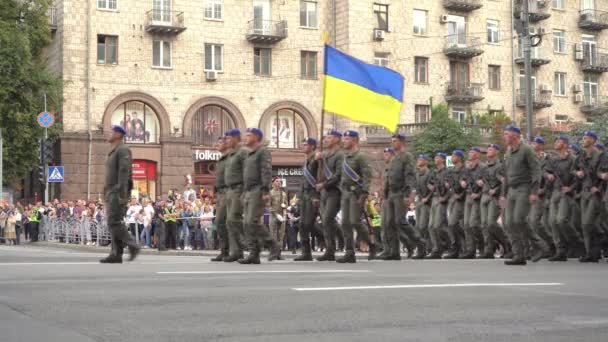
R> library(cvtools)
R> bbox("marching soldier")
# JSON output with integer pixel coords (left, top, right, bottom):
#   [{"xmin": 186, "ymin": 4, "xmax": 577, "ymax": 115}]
[
  {"xmin": 223, "ymin": 129, "xmax": 248, "ymax": 262},
  {"xmin": 426, "ymin": 153, "xmax": 450, "ymax": 258},
  {"xmin": 378, "ymin": 147, "xmax": 396, "ymax": 255},
  {"xmin": 100, "ymin": 125, "xmax": 140, "ymax": 264},
  {"xmin": 414, "ymin": 154, "xmax": 433, "ymax": 259},
  {"xmin": 461, "ymin": 147, "xmax": 484, "ymax": 259},
  {"xmin": 269, "ymin": 178, "xmax": 287, "ymax": 260},
  {"xmin": 568, "ymin": 143, "xmax": 584, "ymax": 245},
  {"xmin": 296, "ymin": 137, "xmax": 320, "ymax": 261},
  {"xmin": 445, "ymin": 150, "xmax": 466, "ymax": 259},
  {"xmin": 315, "ymin": 130, "xmax": 344, "ymax": 262},
  {"xmin": 529, "ymin": 137, "xmax": 555, "ymax": 257},
  {"xmin": 337, "ymin": 130, "xmax": 376, "ymax": 263},
  {"xmin": 239, "ymin": 128, "xmax": 280, "ymax": 264},
  {"xmin": 211, "ymin": 137, "xmax": 229, "ymax": 261}
]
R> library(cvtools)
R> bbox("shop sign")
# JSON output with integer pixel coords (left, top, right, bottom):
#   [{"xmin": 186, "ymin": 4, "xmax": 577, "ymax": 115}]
[
  {"xmin": 194, "ymin": 149, "xmax": 222, "ymax": 161},
  {"xmin": 275, "ymin": 167, "xmax": 303, "ymax": 177}
]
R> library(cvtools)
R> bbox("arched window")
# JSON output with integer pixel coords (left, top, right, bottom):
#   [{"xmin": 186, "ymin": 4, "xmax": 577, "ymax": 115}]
[
  {"xmin": 261, "ymin": 109, "xmax": 308, "ymax": 149},
  {"xmin": 111, "ymin": 101, "xmax": 160, "ymax": 144},
  {"xmin": 192, "ymin": 105, "xmax": 236, "ymax": 146}
]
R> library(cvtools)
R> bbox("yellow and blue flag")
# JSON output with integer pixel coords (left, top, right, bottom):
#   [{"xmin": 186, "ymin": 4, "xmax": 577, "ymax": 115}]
[{"xmin": 323, "ymin": 45, "xmax": 404, "ymax": 132}]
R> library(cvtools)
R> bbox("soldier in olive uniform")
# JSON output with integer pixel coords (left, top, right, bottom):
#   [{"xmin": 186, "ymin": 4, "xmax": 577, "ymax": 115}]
[
  {"xmin": 479, "ymin": 144, "xmax": 510, "ymax": 259},
  {"xmin": 461, "ymin": 147, "xmax": 484, "ymax": 259},
  {"xmin": 296, "ymin": 137, "xmax": 320, "ymax": 261},
  {"xmin": 444, "ymin": 150, "xmax": 466, "ymax": 259},
  {"xmin": 100, "ymin": 125, "xmax": 140, "ymax": 263},
  {"xmin": 414, "ymin": 154, "xmax": 433, "ymax": 259},
  {"xmin": 223, "ymin": 129, "xmax": 248, "ymax": 262},
  {"xmin": 427, "ymin": 153, "xmax": 450, "ymax": 258},
  {"xmin": 379, "ymin": 147, "xmax": 396, "ymax": 255},
  {"xmin": 528, "ymin": 137, "xmax": 555, "ymax": 256},
  {"xmin": 211, "ymin": 137, "xmax": 230, "ymax": 261},
  {"xmin": 337, "ymin": 130, "xmax": 376, "ymax": 263},
  {"xmin": 315, "ymin": 130, "xmax": 344, "ymax": 261},
  {"xmin": 238, "ymin": 128, "xmax": 280, "ymax": 264},
  {"xmin": 501, "ymin": 125, "xmax": 547, "ymax": 265},
  {"xmin": 269, "ymin": 178, "xmax": 287, "ymax": 260}
]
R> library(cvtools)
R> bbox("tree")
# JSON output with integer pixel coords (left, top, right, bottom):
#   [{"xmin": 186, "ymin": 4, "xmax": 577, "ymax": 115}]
[
  {"xmin": 413, "ymin": 104, "xmax": 480, "ymax": 157},
  {"xmin": 569, "ymin": 113, "xmax": 608, "ymax": 145},
  {"xmin": 0, "ymin": 0, "xmax": 62, "ymax": 185},
  {"xmin": 476, "ymin": 111, "xmax": 512, "ymax": 147}
]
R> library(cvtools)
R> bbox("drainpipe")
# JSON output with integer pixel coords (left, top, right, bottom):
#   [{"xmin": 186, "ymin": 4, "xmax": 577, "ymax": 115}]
[
  {"xmin": 510, "ymin": 0, "xmax": 516, "ymax": 121},
  {"xmin": 85, "ymin": 0, "xmax": 92, "ymax": 200}
]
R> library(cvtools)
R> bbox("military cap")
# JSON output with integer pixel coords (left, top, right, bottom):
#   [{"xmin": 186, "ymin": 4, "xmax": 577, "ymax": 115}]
[
  {"xmin": 596, "ymin": 143, "xmax": 605, "ymax": 150},
  {"xmin": 384, "ymin": 147, "xmax": 396, "ymax": 154},
  {"xmin": 435, "ymin": 152, "xmax": 447, "ymax": 159},
  {"xmin": 469, "ymin": 146, "xmax": 482, "ymax": 153},
  {"xmin": 504, "ymin": 125, "xmax": 521, "ymax": 134},
  {"xmin": 327, "ymin": 129, "xmax": 342, "ymax": 137},
  {"xmin": 488, "ymin": 144, "xmax": 501, "ymax": 151},
  {"xmin": 584, "ymin": 131, "xmax": 598, "ymax": 141},
  {"xmin": 343, "ymin": 130, "xmax": 359, "ymax": 138},
  {"xmin": 303, "ymin": 137, "xmax": 318, "ymax": 146},
  {"xmin": 246, "ymin": 127, "xmax": 264, "ymax": 139},
  {"xmin": 569, "ymin": 144, "xmax": 581, "ymax": 153},
  {"xmin": 392, "ymin": 133, "xmax": 406, "ymax": 141},
  {"xmin": 418, "ymin": 153, "xmax": 431, "ymax": 160},
  {"xmin": 224, "ymin": 128, "xmax": 241, "ymax": 137},
  {"xmin": 452, "ymin": 149, "xmax": 465, "ymax": 158},
  {"xmin": 532, "ymin": 136, "xmax": 546, "ymax": 145},
  {"xmin": 555, "ymin": 135, "xmax": 569, "ymax": 144},
  {"xmin": 111, "ymin": 125, "xmax": 127, "ymax": 136}
]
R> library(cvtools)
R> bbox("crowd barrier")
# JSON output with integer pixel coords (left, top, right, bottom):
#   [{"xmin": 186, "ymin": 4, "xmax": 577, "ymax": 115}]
[{"xmin": 40, "ymin": 217, "xmax": 113, "ymax": 246}]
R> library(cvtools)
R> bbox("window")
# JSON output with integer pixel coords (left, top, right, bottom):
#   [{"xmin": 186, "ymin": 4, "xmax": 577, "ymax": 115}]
[
  {"xmin": 414, "ymin": 57, "xmax": 428, "ymax": 83},
  {"xmin": 413, "ymin": 10, "xmax": 427, "ymax": 35},
  {"xmin": 488, "ymin": 65, "xmax": 501, "ymax": 90},
  {"xmin": 554, "ymin": 72, "xmax": 566, "ymax": 96},
  {"xmin": 301, "ymin": 51, "xmax": 317, "ymax": 79},
  {"xmin": 553, "ymin": 30, "xmax": 565, "ymax": 53},
  {"xmin": 192, "ymin": 105, "xmax": 236, "ymax": 146},
  {"xmin": 553, "ymin": 0, "xmax": 564, "ymax": 10},
  {"xmin": 487, "ymin": 20, "xmax": 499, "ymax": 43},
  {"xmin": 152, "ymin": 40, "xmax": 171, "ymax": 68},
  {"xmin": 262, "ymin": 109, "xmax": 309, "ymax": 149},
  {"xmin": 583, "ymin": 74, "xmax": 599, "ymax": 105},
  {"xmin": 97, "ymin": 0, "xmax": 117, "ymax": 10},
  {"xmin": 204, "ymin": 0, "xmax": 223, "ymax": 20},
  {"xmin": 97, "ymin": 35, "xmax": 117, "ymax": 65},
  {"xmin": 373, "ymin": 3, "xmax": 389, "ymax": 31},
  {"xmin": 204, "ymin": 44, "xmax": 223, "ymax": 71},
  {"xmin": 111, "ymin": 101, "xmax": 160, "ymax": 144},
  {"xmin": 254, "ymin": 48, "xmax": 271, "ymax": 76},
  {"xmin": 374, "ymin": 52, "xmax": 389, "ymax": 67},
  {"xmin": 452, "ymin": 108, "xmax": 466, "ymax": 124},
  {"xmin": 415, "ymin": 105, "xmax": 430, "ymax": 123},
  {"xmin": 554, "ymin": 114, "xmax": 569, "ymax": 123},
  {"xmin": 300, "ymin": 0, "xmax": 318, "ymax": 28}
]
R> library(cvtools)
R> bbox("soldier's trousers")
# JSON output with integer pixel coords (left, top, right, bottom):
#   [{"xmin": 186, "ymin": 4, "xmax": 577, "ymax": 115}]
[
  {"xmin": 269, "ymin": 217, "xmax": 285, "ymax": 249},
  {"xmin": 415, "ymin": 201, "xmax": 431, "ymax": 247},
  {"xmin": 341, "ymin": 190, "xmax": 372, "ymax": 253},
  {"xmin": 225, "ymin": 187, "xmax": 245, "ymax": 256},
  {"xmin": 300, "ymin": 191, "xmax": 319, "ymax": 246},
  {"xmin": 243, "ymin": 190, "xmax": 275, "ymax": 253},
  {"xmin": 380, "ymin": 201, "xmax": 390, "ymax": 252},
  {"xmin": 504, "ymin": 185, "xmax": 547, "ymax": 260},
  {"xmin": 480, "ymin": 194, "xmax": 508, "ymax": 255},
  {"xmin": 384, "ymin": 193, "xmax": 410, "ymax": 255},
  {"xmin": 580, "ymin": 192, "xmax": 602, "ymax": 259},
  {"xmin": 215, "ymin": 192, "xmax": 228, "ymax": 254},
  {"xmin": 463, "ymin": 195, "xmax": 483, "ymax": 255},
  {"xmin": 321, "ymin": 189, "xmax": 341, "ymax": 254},
  {"xmin": 106, "ymin": 194, "xmax": 136, "ymax": 257},
  {"xmin": 447, "ymin": 197, "xmax": 465, "ymax": 253},
  {"xmin": 429, "ymin": 197, "xmax": 448, "ymax": 253},
  {"xmin": 548, "ymin": 191, "xmax": 582, "ymax": 256},
  {"xmin": 528, "ymin": 197, "xmax": 553, "ymax": 249}
]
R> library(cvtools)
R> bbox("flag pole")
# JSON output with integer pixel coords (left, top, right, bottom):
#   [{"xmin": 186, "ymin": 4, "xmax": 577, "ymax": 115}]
[{"xmin": 319, "ymin": 31, "xmax": 330, "ymax": 152}]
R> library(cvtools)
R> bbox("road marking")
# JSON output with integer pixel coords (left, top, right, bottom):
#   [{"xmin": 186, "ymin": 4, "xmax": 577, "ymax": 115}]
[
  {"xmin": 157, "ymin": 270, "xmax": 372, "ymax": 275},
  {"xmin": 292, "ymin": 282, "xmax": 563, "ymax": 291},
  {"xmin": 0, "ymin": 262, "xmax": 101, "ymax": 266}
]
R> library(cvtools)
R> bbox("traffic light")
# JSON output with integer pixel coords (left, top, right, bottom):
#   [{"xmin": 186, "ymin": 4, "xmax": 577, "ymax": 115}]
[
  {"xmin": 43, "ymin": 139, "xmax": 54, "ymax": 164},
  {"xmin": 37, "ymin": 165, "xmax": 45, "ymax": 183}
]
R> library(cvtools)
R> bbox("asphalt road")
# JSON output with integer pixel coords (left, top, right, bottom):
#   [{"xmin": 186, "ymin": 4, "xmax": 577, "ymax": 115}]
[{"xmin": 1, "ymin": 245, "xmax": 607, "ymax": 342}]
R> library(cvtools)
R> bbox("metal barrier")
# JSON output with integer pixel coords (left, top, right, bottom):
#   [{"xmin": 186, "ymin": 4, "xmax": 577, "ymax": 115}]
[{"xmin": 41, "ymin": 217, "xmax": 111, "ymax": 246}]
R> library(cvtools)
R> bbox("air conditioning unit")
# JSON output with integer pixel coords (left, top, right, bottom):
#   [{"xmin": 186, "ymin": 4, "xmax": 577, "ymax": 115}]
[
  {"xmin": 205, "ymin": 71, "xmax": 217, "ymax": 81},
  {"xmin": 574, "ymin": 43, "xmax": 584, "ymax": 60},
  {"xmin": 574, "ymin": 94, "xmax": 583, "ymax": 103},
  {"xmin": 538, "ymin": 27, "xmax": 546, "ymax": 35},
  {"xmin": 572, "ymin": 84, "xmax": 582, "ymax": 93},
  {"xmin": 540, "ymin": 84, "xmax": 550, "ymax": 92},
  {"xmin": 440, "ymin": 14, "xmax": 449, "ymax": 23},
  {"xmin": 373, "ymin": 29, "xmax": 385, "ymax": 41},
  {"xmin": 537, "ymin": 0, "xmax": 547, "ymax": 7}
]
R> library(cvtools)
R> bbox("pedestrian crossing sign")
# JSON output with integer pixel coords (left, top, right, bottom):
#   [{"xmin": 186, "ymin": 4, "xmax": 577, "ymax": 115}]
[{"xmin": 48, "ymin": 166, "xmax": 64, "ymax": 183}]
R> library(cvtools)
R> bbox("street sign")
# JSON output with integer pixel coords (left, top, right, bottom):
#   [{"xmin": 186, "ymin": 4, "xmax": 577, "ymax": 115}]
[
  {"xmin": 37, "ymin": 111, "xmax": 55, "ymax": 128},
  {"xmin": 446, "ymin": 156, "xmax": 454, "ymax": 168},
  {"xmin": 48, "ymin": 166, "xmax": 64, "ymax": 183}
]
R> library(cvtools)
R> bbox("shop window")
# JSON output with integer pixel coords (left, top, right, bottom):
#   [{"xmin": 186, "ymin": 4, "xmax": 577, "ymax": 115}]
[
  {"xmin": 261, "ymin": 109, "xmax": 308, "ymax": 149},
  {"xmin": 192, "ymin": 105, "xmax": 236, "ymax": 146},
  {"xmin": 111, "ymin": 101, "xmax": 160, "ymax": 144},
  {"xmin": 131, "ymin": 160, "xmax": 157, "ymax": 199}
]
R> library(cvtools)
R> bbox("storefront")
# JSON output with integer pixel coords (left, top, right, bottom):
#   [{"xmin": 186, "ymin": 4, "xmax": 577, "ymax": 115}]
[
  {"xmin": 273, "ymin": 166, "xmax": 304, "ymax": 199},
  {"xmin": 131, "ymin": 160, "xmax": 157, "ymax": 199}
]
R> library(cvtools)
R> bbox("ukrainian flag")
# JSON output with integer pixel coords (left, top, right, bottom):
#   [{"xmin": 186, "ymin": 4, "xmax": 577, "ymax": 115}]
[{"xmin": 323, "ymin": 45, "xmax": 404, "ymax": 132}]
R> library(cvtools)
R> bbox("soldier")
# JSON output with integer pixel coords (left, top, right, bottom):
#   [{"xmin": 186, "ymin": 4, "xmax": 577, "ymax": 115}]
[
  {"xmin": 238, "ymin": 128, "xmax": 280, "ymax": 264},
  {"xmin": 461, "ymin": 147, "xmax": 484, "ymax": 259},
  {"xmin": 337, "ymin": 130, "xmax": 376, "ymax": 263},
  {"xmin": 501, "ymin": 125, "xmax": 547, "ymax": 266},
  {"xmin": 378, "ymin": 147, "xmax": 396, "ymax": 255},
  {"xmin": 568, "ymin": 143, "xmax": 584, "ymax": 245},
  {"xmin": 427, "ymin": 153, "xmax": 450, "ymax": 258},
  {"xmin": 269, "ymin": 177, "xmax": 287, "ymax": 260},
  {"xmin": 296, "ymin": 137, "xmax": 320, "ymax": 261},
  {"xmin": 315, "ymin": 130, "xmax": 344, "ymax": 262},
  {"xmin": 575, "ymin": 131, "xmax": 603, "ymax": 262},
  {"xmin": 545, "ymin": 136, "xmax": 582, "ymax": 261},
  {"xmin": 100, "ymin": 125, "xmax": 140, "ymax": 263},
  {"xmin": 414, "ymin": 154, "xmax": 433, "ymax": 259},
  {"xmin": 444, "ymin": 150, "xmax": 466, "ymax": 259},
  {"xmin": 211, "ymin": 137, "xmax": 230, "ymax": 262},
  {"xmin": 528, "ymin": 137, "xmax": 555, "ymax": 257},
  {"xmin": 223, "ymin": 129, "xmax": 248, "ymax": 262},
  {"xmin": 479, "ymin": 144, "xmax": 510, "ymax": 259}
]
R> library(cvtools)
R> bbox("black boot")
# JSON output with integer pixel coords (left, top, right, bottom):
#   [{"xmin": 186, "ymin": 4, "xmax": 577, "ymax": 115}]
[
  {"xmin": 458, "ymin": 251, "xmax": 476, "ymax": 259},
  {"xmin": 99, "ymin": 255, "xmax": 123, "ymax": 264},
  {"xmin": 267, "ymin": 241, "xmax": 281, "ymax": 261},
  {"xmin": 425, "ymin": 250, "xmax": 442, "ymax": 259},
  {"xmin": 294, "ymin": 242, "xmax": 313, "ymax": 261},
  {"xmin": 443, "ymin": 249, "xmax": 459, "ymax": 259},
  {"xmin": 223, "ymin": 252, "xmax": 243, "ymax": 263},
  {"xmin": 504, "ymin": 258, "xmax": 527, "ymax": 266},
  {"xmin": 238, "ymin": 251, "xmax": 261, "ymax": 264},
  {"xmin": 128, "ymin": 244, "xmax": 141, "ymax": 262},
  {"xmin": 211, "ymin": 250, "xmax": 228, "ymax": 262},
  {"xmin": 579, "ymin": 255, "xmax": 599, "ymax": 263},
  {"xmin": 316, "ymin": 244, "xmax": 335, "ymax": 261},
  {"xmin": 336, "ymin": 251, "xmax": 356, "ymax": 263},
  {"xmin": 548, "ymin": 253, "xmax": 567, "ymax": 262},
  {"xmin": 368, "ymin": 242, "xmax": 377, "ymax": 261}
]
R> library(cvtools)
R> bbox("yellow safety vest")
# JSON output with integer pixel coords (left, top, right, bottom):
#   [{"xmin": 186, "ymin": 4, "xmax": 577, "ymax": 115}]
[
  {"xmin": 164, "ymin": 208, "xmax": 176, "ymax": 222},
  {"xmin": 29, "ymin": 209, "xmax": 40, "ymax": 222}
]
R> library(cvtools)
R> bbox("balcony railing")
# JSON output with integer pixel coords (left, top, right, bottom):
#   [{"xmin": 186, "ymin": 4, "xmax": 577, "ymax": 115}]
[
  {"xmin": 443, "ymin": 0, "xmax": 482, "ymax": 11},
  {"xmin": 145, "ymin": 10, "xmax": 186, "ymax": 34},
  {"xmin": 363, "ymin": 123, "xmax": 493, "ymax": 143},
  {"xmin": 516, "ymin": 89, "xmax": 553, "ymax": 109},
  {"xmin": 444, "ymin": 82, "xmax": 484, "ymax": 103},
  {"xmin": 514, "ymin": 0, "xmax": 551, "ymax": 22},
  {"xmin": 581, "ymin": 52, "xmax": 608, "ymax": 73},
  {"xmin": 514, "ymin": 46, "xmax": 551, "ymax": 66},
  {"xmin": 49, "ymin": 6, "xmax": 57, "ymax": 32},
  {"xmin": 246, "ymin": 19, "xmax": 288, "ymax": 43},
  {"xmin": 443, "ymin": 35, "xmax": 484, "ymax": 59},
  {"xmin": 581, "ymin": 95, "xmax": 608, "ymax": 114},
  {"xmin": 579, "ymin": 9, "xmax": 608, "ymax": 30}
]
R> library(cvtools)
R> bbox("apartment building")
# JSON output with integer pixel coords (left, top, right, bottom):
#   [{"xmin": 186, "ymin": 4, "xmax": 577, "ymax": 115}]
[{"xmin": 43, "ymin": 0, "xmax": 608, "ymax": 200}]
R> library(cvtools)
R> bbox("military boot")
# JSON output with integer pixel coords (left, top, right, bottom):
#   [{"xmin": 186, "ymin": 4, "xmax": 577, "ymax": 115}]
[
  {"xmin": 267, "ymin": 241, "xmax": 281, "ymax": 261},
  {"xmin": 316, "ymin": 243, "xmax": 336, "ymax": 261},
  {"xmin": 336, "ymin": 251, "xmax": 356, "ymax": 263},
  {"xmin": 128, "ymin": 244, "xmax": 141, "ymax": 262},
  {"xmin": 425, "ymin": 250, "xmax": 442, "ymax": 259},
  {"xmin": 223, "ymin": 252, "xmax": 243, "ymax": 263},
  {"xmin": 504, "ymin": 257, "xmax": 527, "ymax": 266},
  {"xmin": 368, "ymin": 242, "xmax": 377, "ymax": 261},
  {"xmin": 211, "ymin": 249, "xmax": 228, "ymax": 262},
  {"xmin": 413, "ymin": 241, "xmax": 426, "ymax": 260},
  {"xmin": 238, "ymin": 251, "xmax": 261, "ymax": 264},
  {"xmin": 99, "ymin": 255, "xmax": 123, "ymax": 264},
  {"xmin": 294, "ymin": 242, "xmax": 313, "ymax": 261},
  {"xmin": 548, "ymin": 253, "xmax": 568, "ymax": 262}
]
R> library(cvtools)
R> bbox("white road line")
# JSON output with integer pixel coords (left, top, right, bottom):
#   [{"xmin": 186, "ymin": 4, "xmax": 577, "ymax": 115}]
[
  {"xmin": 292, "ymin": 282, "xmax": 564, "ymax": 291},
  {"xmin": 0, "ymin": 262, "xmax": 101, "ymax": 266},
  {"xmin": 157, "ymin": 270, "xmax": 372, "ymax": 275}
]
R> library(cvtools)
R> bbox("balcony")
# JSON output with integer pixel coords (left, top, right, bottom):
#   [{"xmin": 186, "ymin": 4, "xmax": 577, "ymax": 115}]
[
  {"xmin": 443, "ymin": 0, "xmax": 482, "ymax": 12},
  {"xmin": 581, "ymin": 95, "xmax": 608, "ymax": 114},
  {"xmin": 49, "ymin": 6, "xmax": 57, "ymax": 32},
  {"xmin": 444, "ymin": 82, "xmax": 484, "ymax": 103},
  {"xmin": 581, "ymin": 53, "xmax": 608, "ymax": 73},
  {"xmin": 514, "ymin": 47, "xmax": 551, "ymax": 66},
  {"xmin": 145, "ymin": 10, "xmax": 186, "ymax": 34},
  {"xmin": 246, "ymin": 19, "xmax": 288, "ymax": 44},
  {"xmin": 579, "ymin": 10, "xmax": 608, "ymax": 30},
  {"xmin": 514, "ymin": 0, "xmax": 551, "ymax": 22},
  {"xmin": 516, "ymin": 89, "xmax": 553, "ymax": 109},
  {"xmin": 443, "ymin": 35, "xmax": 484, "ymax": 59},
  {"xmin": 363, "ymin": 123, "xmax": 493, "ymax": 144}
]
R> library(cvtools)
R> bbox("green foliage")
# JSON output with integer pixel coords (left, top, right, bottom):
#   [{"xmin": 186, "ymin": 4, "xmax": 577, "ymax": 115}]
[
  {"xmin": 0, "ymin": 0, "xmax": 62, "ymax": 185},
  {"xmin": 569, "ymin": 113, "xmax": 608, "ymax": 145},
  {"xmin": 413, "ymin": 104, "xmax": 480, "ymax": 156}
]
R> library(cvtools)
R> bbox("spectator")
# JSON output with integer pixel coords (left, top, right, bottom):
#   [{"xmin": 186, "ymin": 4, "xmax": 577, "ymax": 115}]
[
  {"xmin": 179, "ymin": 203, "xmax": 195, "ymax": 250},
  {"xmin": 126, "ymin": 198, "xmax": 142, "ymax": 239},
  {"xmin": 286, "ymin": 199, "xmax": 300, "ymax": 254},
  {"xmin": 141, "ymin": 199, "xmax": 154, "ymax": 248},
  {"xmin": 4, "ymin": 211, "xmax": 17, "ymax": 245},
  {"xmin": 183, "ymin": 184, "xmax": 196, "ymax": 204},
  {"xmin": 199, "ymin": 205, "xmax": 214, "ymax": 250}
]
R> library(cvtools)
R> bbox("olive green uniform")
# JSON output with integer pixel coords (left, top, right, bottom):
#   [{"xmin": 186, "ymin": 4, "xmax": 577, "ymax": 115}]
[
  {"xmin": 479, "ymin": 157, "xmax": 509, "ymax": 257},
  {"xmin": 269, "ymin": 188, "xmax": 287, "ymax": 248},
  {"xmin": 415, "ymin": 167, "xmax": 433, "ymax": 249},
  {"xmin": 428, "ymin": 166, "xmax": 450, "ymax": 256},
  {"xmin": 528, "ymin": 152, "xmax": 554, "ymax": 252},
  {"xmin": 462, "ymin": 161, "xmax": 484, "ymax": 257},
  {"xmin": 318, "ymin": 149, "xmax": 344, "ymax": 259},
  {"xmin": 575, "ymin": 148, "xmax": 603, "ymax": 260},
  {"xmin": 299, "ymin": 154, "xmax": 320, "ymax": 257},
  {"xmin": 214, "ymin": 153, "xmax": 229, "ymax": 257},
  {"xmin": 224, "ymin": 148, "xmax": 248, "ymax": 258},
  {"xmin": 105, "ymin": 142, "xmax": 137, "ymax": 258},
  {"xmin": 446, "ymin": 164, "xmax": 466, "ymax": 257}
]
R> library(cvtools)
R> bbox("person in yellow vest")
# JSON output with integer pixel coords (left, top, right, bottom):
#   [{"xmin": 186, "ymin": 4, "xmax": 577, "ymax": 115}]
[
  {"xmin": 164, "ymin": 202, "xmax": 178, "ymax": 250},
  {"xmin": 29, "ymin": 205, "xmax": 41, "ymax": 242}
]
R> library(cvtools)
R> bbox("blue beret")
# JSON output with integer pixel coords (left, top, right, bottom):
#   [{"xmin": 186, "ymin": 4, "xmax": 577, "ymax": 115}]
[
  {"xmin": 469, "ymin": 146, "xmax": 482, "ymax": 153},
  {"xmin": 532, "ymin": 136, "xmax": 545, "ymax": 145},
  {"xmin": 488, "ymin": 144, "xmax": 501, "ymax": 151},
  {"xmin": 417, "ymin": 154, "xmax": 431, "ymax": 160},
  {"xmin": 392, "ymin": 133, "xmax": 406, "ymax": 141},
  {"xmin": 555, "ymin": 135, "xmax": 569, "ymax": 144},
  {"xmin": 383, "ymin": 147, "xmax": 395, "ymax": 154},
  {"xmin": 224, "ymin": 128, "xmax": 241, "ymax": 137},
  {"xmin": 435, "ymin": 153, "xmax": 447, "ymax": 160},
  {"xmin": 452, "ymin": 150, "xmax": 465, "ymax": 158},
  {"xmin": 569, "ymin": 144, "xmax": 581, "ymax": 153},
  {"xmin": 327, "ymin": 129, "xmax": 342, "ymax": 138},
  {"xmin": 596, "ymin": 143, "xmax": 605, "ymax": 150},
  {"xmin": 504, "ymin": 125, "xmax": 521, "ymax": 134},
  {"xmin": 246, "ymin": 127, "xmax": 264, "ymax": 139},
  {"xmin": 111, "ymin": 125, "xmax": 127, "ymax": 135},
  {"xmin": 303, "ymin": 137, "xmax": 317, "ymax": 146},
  {"xmin": 584, "ymin": 131, "xmax": 598, "ymax": 140},
  {"xmin": 343, "ymin": 130, "xmax": 359, "ymax": 138}
]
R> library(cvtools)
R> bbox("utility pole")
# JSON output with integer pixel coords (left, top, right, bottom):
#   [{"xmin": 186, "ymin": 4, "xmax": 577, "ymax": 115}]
[
  {"xmin": 522, "ymin": 0, "xmax": 534, "ymax": 141},
  {"xmin": 0, "ymin": 129, "xmax": 3, "ymax": 204},
  {"xmin": 44, "ymin": 93, "xmax": 49, "ymax": 205}
]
